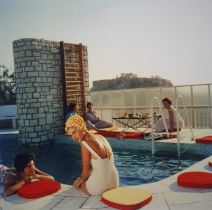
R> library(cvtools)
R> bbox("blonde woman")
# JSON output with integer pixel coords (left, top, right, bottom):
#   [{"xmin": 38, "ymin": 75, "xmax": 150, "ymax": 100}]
[{"xmin": 65, "ymin": 114, "xmax": 119, "ymax": 195}]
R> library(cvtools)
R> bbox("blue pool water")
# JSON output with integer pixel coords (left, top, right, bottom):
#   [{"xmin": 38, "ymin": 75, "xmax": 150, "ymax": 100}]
[{"xmin": 0, "ymin": 134, "xmax": 207, "ymax": 186}]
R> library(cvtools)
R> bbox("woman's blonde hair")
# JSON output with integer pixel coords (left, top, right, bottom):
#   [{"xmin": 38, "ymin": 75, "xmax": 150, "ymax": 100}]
[{"xmin": 65, "ymin": 114, "xmax": 87, "ymax": 132}]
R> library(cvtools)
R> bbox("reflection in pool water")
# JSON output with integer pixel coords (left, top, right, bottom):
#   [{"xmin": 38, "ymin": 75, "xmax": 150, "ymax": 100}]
[{"xmin": 0, "ymin": 134, "xmax": 206, "ymax": 185}]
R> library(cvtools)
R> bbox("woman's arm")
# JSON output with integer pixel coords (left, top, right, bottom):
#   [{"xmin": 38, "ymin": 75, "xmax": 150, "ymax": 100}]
[
  {"xmin": 81, "ymin": 144, "xmax": 91, "ymax": 180},
  {"xmin": 34, "ymin": 168, "xmax": 54, "ymax": 180},
  {"xmin": 3, "ymin": 180, "xmax": 25, "ymax": 196},
  {"xmin": 33, "ymin": 173, "xmax": 54, "ymax": 181},
  {"xmin": 73, "ymin": 144, "xmax": 91, "ymax": 188},
  {"xmin": 3, "ymin": 173, "xmax": 32, "ymax": 197}
]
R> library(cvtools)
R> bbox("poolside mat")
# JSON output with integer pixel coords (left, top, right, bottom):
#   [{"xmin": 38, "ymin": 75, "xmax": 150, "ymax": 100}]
[
  {"xmin": 195, "ymin": 136, "xmax": 212, "ymax": 144},
  {"xmin": 177, "ymin": 172, "xmax": 212, "ymax": 188},
  {"xmin": 101, "ymin": 187, "xmax": 152, "ymax": 210}
]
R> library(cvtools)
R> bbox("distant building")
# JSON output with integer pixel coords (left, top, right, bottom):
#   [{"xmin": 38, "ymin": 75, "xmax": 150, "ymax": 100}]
[{"xmin": 120, "ymin": 73, "xmax": 137, "ymax": 78}]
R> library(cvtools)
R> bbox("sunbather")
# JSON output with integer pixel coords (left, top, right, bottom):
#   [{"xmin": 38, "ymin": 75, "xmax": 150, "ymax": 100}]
[
  {"xmin": 0, "ymin": 153, "xmax": 54, "ymax": 196},
  {"xmin": 85, "ymin": 102, "xmax": 113, "ymax": 130}
]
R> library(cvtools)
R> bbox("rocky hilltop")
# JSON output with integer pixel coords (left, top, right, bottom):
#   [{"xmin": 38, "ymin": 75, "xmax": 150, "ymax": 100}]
[{"xmin": 91, "ymin": 73, "xmax": 173, "ymax": 91}]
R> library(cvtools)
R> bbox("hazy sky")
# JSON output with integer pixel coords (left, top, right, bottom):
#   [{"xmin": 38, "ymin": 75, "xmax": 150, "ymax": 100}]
[{"xmin": 0, "ymin": 0, "xmax": 212, "ymax": 86}]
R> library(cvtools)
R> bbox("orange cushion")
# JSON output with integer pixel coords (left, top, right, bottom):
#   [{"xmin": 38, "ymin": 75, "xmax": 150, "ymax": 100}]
[
  {"xmin": 195, "ymin": 136, "xmax": 212, "ymax": 144},
  {"xmin": 177, "ymin": 172, "xmax": 212, "ymax": 188},
  {"xmin": 17, "ymin": 180, "xmax": 61, "ymax": 199},
  {"xmin": 101, "ymin": 188, "xmax": 152, "ymax": 210}
]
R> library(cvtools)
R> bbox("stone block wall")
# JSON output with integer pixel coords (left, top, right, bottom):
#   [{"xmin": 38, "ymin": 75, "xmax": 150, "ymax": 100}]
[{"xmin": 13, "ymin": 38, "xmax": 64, "ymax": 144}]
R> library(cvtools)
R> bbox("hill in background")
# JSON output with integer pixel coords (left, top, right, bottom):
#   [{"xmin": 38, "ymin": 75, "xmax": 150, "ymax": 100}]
[{"xmin": 91, "ymin": 73, "xmax": 173, "ymax": 91}]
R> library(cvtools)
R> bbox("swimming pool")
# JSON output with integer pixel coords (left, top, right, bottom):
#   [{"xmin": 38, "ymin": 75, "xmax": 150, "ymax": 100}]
[{"xmin": 0, "ymin": 134, "xmax": 207, "ymax": 186}]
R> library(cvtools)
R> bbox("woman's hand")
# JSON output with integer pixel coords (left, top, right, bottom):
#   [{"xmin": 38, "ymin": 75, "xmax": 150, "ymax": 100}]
[
  {"xmin": 73, "ymin": 177, "xmax": 85, "ymax": 188},
  {"xmin": 23, "ymin": 176, "xmax": 33, "ymax": 184},
  {"xmin": 32, "ymin": 173, "xmax": 41, "ymax": 180},
  {"xmin": 32, "ymin": 173, "xmax": 54, "ymax": 181}
]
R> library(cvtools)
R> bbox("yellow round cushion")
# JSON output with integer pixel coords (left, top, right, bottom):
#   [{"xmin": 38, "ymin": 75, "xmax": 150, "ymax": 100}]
[{"xmin": 101, "ymin": 187, "xmax": 152, "ymax": 210}]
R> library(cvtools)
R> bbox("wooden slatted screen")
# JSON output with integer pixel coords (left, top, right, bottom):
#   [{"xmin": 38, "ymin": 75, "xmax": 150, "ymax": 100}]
[{"xmin": 60, "ymin": 41, "xmax": 89, "ymax": 118}]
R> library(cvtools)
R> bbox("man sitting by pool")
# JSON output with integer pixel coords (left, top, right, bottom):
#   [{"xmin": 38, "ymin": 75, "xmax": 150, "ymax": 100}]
[
  {"xmin": 1, "ymin": 153, "xmax": 54, "ymax": 196},
  {"xmin": 85, "ymin": 102, "xmax": 113, "ymax": 130}
]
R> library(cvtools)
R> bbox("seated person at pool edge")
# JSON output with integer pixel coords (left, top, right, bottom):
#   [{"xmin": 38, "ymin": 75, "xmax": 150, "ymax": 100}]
[
  {"xmin": 65, "ymin": 102, "xmax": 77, "ymax": 121},
  {"xmin": 0, "ymin": 153, "xmax": 54, "ymax": 196},
  {"xmin": 155, "ymin": 98, "xmax": 184, "ymax": 132},
  {"xmin": 85, "ymin": 102, "xmax": 113, "ymax": 130},
  {"xmin": 66, "ymin": 114, "xmax": 119, "ymax": 195}
]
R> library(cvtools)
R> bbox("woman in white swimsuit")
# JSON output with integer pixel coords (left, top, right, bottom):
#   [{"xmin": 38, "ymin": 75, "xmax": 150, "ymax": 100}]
[{"xmin": 65, "ymin": 114, "xmax": 119, "ymax": 195}]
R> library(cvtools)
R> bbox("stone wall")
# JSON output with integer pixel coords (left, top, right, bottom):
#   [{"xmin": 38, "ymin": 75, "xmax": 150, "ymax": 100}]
[{"xmin": 13, "ymin": 38, "xmax": 64, "ymax": 144}]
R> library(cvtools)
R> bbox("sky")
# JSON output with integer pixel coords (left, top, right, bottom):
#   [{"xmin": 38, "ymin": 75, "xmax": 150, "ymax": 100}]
[{"xmin": 0, "ymin": 0, "xmax": 212, "ymax": 87}]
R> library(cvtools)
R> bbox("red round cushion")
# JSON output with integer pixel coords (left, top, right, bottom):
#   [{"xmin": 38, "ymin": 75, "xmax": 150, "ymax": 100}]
[
  {"xmin": 17, "ymin": 180, "xmax": 61, "ymax": 199},
  {"xmin": 101, "ymin": 188, "xmax": 152, "ymax": 210},
  {"xmin": 177, "ymin": 172, "xmax": 212, "ymax": 188},
  {"xmin": 209, "ymin": 160, "xmax": 212, "ymax": 167},
  {"xmin": 195, "ymin": 136, "xmax": 212, "ymax": 144}
]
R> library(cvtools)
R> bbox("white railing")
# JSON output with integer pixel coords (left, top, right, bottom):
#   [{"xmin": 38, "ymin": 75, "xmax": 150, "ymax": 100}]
[
  {"xmin": 91, "ymin": 84, "xmax": 212, "ymax": 129},
  {"xmin": 175, "ymin": 95, "xmax": 194, "ymax": 162}
]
